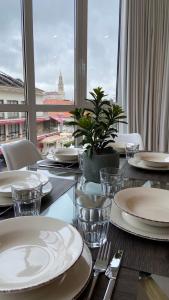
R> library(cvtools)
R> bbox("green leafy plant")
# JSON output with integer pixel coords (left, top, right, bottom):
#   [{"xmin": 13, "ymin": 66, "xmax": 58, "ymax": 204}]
[{"xmin": 66, "ymin": 87, "xmax": 127, "ymax": 157}]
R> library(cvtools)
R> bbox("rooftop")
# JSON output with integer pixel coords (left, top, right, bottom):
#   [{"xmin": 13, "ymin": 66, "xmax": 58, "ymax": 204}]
[{"xmin": 0, "ymin": 71, "xmax": 24, "ymax": 88}]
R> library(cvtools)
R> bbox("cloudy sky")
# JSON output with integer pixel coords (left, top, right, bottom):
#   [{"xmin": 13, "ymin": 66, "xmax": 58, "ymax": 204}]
[{"xmin": 0, "ymin": 0, "xmax": 119, "ymax": 100}]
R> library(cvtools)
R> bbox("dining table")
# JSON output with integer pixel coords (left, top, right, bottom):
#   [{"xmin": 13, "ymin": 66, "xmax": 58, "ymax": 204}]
[{"xmin": 1, "ymin": 158, "xmax": 169, "ymax": 299}]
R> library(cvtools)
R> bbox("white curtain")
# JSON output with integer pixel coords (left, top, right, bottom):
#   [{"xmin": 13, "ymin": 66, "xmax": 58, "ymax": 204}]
[{"xmin": 117, "ymin": 0, "xmax": 169, "ymax": 152}]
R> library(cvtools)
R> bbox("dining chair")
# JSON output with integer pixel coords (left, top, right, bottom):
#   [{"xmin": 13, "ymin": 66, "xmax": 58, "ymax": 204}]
[
  {"xmin": 1, "ymin": 140, "xmax": 42, "ymax": 170},
  {"xmin": 115, "ymin": 133, "xmax": 144, "ymax": 150}
]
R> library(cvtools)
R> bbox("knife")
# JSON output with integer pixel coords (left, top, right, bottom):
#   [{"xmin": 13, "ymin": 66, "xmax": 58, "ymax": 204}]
[{"xmin": 103, "ymin": 250, "xmax": 123, "ymax": 300}]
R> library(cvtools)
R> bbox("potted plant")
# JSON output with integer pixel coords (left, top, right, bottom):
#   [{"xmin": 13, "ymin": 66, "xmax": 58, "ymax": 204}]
[{"xmin": 66, "ymin": 87, "xmax": 127, "ymax": 182}]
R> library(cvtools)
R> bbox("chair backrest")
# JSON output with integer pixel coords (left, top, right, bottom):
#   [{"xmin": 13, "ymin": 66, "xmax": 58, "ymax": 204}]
[
  {"xmin": 115, "ymin": 133, "xmax": 144, "ymax": 150},
  {"xmin": 1, "ymin": 140, "xmax": 42, "ymax": 170}
]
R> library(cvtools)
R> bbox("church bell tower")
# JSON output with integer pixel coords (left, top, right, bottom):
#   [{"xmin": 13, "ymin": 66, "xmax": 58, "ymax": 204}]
[{"xmin": 58, "ymin": 72, "xmax": 65, "ymax": 99}]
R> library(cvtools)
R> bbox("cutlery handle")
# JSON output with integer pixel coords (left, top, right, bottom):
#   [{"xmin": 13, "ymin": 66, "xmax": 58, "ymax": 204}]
[
  {"xmin": 103, "ymin": 278, "xmax": 115, "ymax": 300},
  {"xmin": 87, "ymin": 272, "xmax": 99, "ymax": 300}
]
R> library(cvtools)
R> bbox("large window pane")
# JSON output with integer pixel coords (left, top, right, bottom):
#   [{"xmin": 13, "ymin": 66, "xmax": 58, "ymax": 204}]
[
  {"xmin": 87, "ymin": 0, "xmax": 119, "ymax": 100},
  {"xmin": 33, "ymin": 0, "xmax": 74, "ymax": 104},
  {"xmin": 0, "ymin": 0, "xmax": 24, "ymax": 103},
  {"xmin": 36, "ymin": 112, "xmax": 74, "ymax": 155},
  {"xmin": 0, "ymin": 112, "xmax": 27, "ymax": 143}
]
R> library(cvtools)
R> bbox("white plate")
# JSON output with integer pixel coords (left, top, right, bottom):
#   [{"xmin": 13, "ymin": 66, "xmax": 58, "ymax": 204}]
[
  {"xmin": 47, "ymin": 153, "xmax": 78, "ymax": 163},
  {"xmin": 0, "ymin": 171, "xmax": 49, "ymax": 197},
  {"xmin": 128, "ymin": 157, "xmax": 169, "ymax": 171},
  {"xmin": 48, "ymin": 148, "xmax": 78, "ymax": 162},
  {"xmin": 110, "ymin": 201, "xmax": 169, "ymax": 241},
  {"xmin": 134, "ymin": 152, "xmax": 169, "ymax": 168},
  {"xmin": 0, "ymin": 216, "xmax": 83, "ymax": 293},
  {"xmin": 0, "ymin": 244, "xmax": 92, "ymax": 300},
  {"xmin": 0, "ymin": 182, "xmax": 53, "ymax": 207},
  {"xmin": 114, "ymin": 187, "xmax": 169, "ymax": 226}
]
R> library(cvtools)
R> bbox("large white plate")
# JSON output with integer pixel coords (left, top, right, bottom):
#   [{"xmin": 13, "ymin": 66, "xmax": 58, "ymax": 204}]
[
  {"xmin": 134, "ymin": 152, "xmax": 169, "ymax": 168},
  {"xmin": 0, "ymin": 216, "xmax": 83, "ymax": 293},
  {"xmin": 0, "ymin": 171, "xmax": 49, "ymax": 197},
  {"xmin": 47, "ymin": 153, "xmax": 78, "ymax": 163},
  {"xmin": 0, "ymin": 181, "xmax": 53, "ymax": 207},
  {"xmin": 0, "ymin": 244, "xmax": 92, "ymax": 300},
  {"xmin": 110, "ymin": 201, "xmax": 169, "ymax": 241},
  {"xmin": 114, "ymin": 187, "xmax": 169, "ymax": 226},
  {"xmin": 128, "ymin": 157, "xmax": 169, "ymax": 171}
]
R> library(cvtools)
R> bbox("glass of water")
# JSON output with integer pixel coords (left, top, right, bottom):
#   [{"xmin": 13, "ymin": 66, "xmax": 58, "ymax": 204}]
[
  {"xmin": 100, "ymin": 167, "xmax": 123, "ymax": 198},
  {"xmin": 12, "ymin": 182, "xmax": 42, "ymax": 217},
  {"xmin": 125, "ymin": 143, "xmax": 139, "ymax": 159},
  {"xmin": 75, "ymin": 194, "xmax": 112, "ymax": 248}
]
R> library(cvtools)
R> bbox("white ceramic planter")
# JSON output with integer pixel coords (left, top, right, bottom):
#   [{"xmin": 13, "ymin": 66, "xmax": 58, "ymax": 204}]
[{"xmin": 83, "ymin": 151, "xmax": 119, "ymax": 183}]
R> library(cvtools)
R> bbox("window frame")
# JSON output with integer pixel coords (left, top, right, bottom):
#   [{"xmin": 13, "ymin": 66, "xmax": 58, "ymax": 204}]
[
  {"xmin": 0, "ymin": 0, "xmax": 120, "ymax": 145},
  {"xmin": 0, "ymin": 0, "xmax": 88, "ymax": 145}
]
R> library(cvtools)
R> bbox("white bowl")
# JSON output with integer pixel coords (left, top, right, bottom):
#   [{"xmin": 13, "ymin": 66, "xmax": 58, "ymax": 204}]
[
  {"xmin": 114, "ymin": 187, "xmax": 169, "ymax": 226},
  {"xmin": 134, "ymin": 152, "xmax": 169, "ymax": 168},
  {"xmin": 53, "ymin": 148, "xmax": 78, "ymax": 162}
]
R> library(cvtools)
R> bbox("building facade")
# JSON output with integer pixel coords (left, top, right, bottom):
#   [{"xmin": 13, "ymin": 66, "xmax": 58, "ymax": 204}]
[{"xmin": 0, "ymin": 72, "xmax": 73, "ymax": 153}]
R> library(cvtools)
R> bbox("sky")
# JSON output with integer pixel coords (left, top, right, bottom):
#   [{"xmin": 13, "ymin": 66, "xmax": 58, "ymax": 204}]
[{"xmin": 0, "ymin": 0, "xmax": 119, "ymax": 100}]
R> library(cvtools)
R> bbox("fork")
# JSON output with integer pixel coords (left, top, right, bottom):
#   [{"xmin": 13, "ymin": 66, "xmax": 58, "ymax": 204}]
[{"xmin": 87, "ymin": 241, "xmax": 111, "ymax": 300}]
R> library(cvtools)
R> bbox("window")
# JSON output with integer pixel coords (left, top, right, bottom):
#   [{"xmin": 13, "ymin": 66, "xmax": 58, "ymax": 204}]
[
  {"xmin": 33, "ymin": 0, "xmax": 74, "ymax": 104},
  {"xmin": 7, "ymin": 101, "xmax": 19, "ymax": 118},
  {"xmin": 22, "ymin": 121, "xmax": 27, "ymax": 137},
  {"xmin": 0, "ymin": 125, "xmax": 5, "ymax": 141},
  {"xmin": 0, "ymin": 100, "xmax": 4, "ymax": 119},
  {"xmin": 36, "ymin": 112, "xmax": 74, "ymax": 154},
  {"xmin": 8, "ymin": 123, "xmax": 20, "ymax": 139},
  {"xmin": 0, "ymin": 0, "xmax": 24, "ymax": 100},
  {"xmin": 87, "ymin": 0, "xmax": 119, "ymax": 99},
  {"xmin": 0, "ymin": 0, "xmax": 120, "ymax": 148}
]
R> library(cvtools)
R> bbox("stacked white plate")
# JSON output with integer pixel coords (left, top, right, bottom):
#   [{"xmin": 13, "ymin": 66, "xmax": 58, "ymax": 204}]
[
  {"xmin": 0, "ymin": 217, "xmax": 92, "ymax": 300},
  {"xmin": 47, "ymin": 148, "xmax": 79, "ymax": 163},
  {"xmin": 0, "ymin": 170, "xmax": 52, "ymax": 207},
  {"xmin": 128, "ymin": 151, "xmax": 169, "ymax": 171},
  {"xmin": 111, "ymin": 187, "xmax": 169, "ymax": 241}
]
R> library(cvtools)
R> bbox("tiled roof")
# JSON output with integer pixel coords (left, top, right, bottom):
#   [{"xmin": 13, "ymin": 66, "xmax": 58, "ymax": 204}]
[
  {"xmin": 43, "ymin": 99, "xmax": 73, "ymax": 122},
  {"xmin": 43, "ymin": 99, "xmax": 73, "ymax": 105},
  {"xmin": 0, "ymin": 71, "xmax": 24, "ymax": 88},
  {"xmin": 0, "ymin": 71, "xmax": 44, "ymax": 92},
  {"xmin": 49, "ymin": 112, "xmax": 71, "ymax": 119}
]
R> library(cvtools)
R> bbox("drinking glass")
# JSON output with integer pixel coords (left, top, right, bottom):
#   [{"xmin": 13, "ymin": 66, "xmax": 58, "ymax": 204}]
[
  {"xmin": 12, "ymin": 182, "xmax": 42, "ymax": 217},
  {"xmin": 100, "ymin": 167, "xmax": 123, "ymax": 198},
  {"xmin": 75, "ymin": 194, "xmax": 112, "ymax": 248},
  {"xmin": 125, "ymin": 143, "xmax": 139, "ymax": 159}
]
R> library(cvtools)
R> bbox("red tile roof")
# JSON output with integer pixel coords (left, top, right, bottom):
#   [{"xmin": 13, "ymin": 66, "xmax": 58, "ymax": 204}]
[
  {"xmin": 43, "ymin": 99, "xmax": 73, "ymax": 123},
  {"xmin": 43, "ymin": 99, "xmax": 73, "ymax": 105}
]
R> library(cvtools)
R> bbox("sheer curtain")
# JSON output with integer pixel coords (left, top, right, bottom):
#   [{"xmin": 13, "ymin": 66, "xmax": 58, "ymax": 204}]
[{"xmin": 117, "ymin": 0, "xmax": 169, "ymax": 151}]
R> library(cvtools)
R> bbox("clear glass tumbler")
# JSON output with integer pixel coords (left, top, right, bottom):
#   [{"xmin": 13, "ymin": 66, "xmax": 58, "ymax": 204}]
[
  {"xmin": 100, "ymin": 167, "xmax": 123, "ymax": 198},
  {"xmin": 12, "ymin": 182, "xmax": 42, "ymax": 217},
  {"xmin": 75, "ymin": 194, "xmax": 112, "ymax": 248},
  {"xmin": 125, "ymin": 143, "xmax": 139, "ymax": 159}
]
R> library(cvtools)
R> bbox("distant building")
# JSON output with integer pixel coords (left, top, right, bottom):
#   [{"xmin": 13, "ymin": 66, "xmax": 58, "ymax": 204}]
[
  {"xmin": 0, "ymin": 71, "xmax": 73, "ymax": 153},
  {"xmin": 44, "ymin": 72, "xmax": 65, "ymax": 100},
  {"xmin": 0, "ymin": 71, "xmax": 49, "ymax": 143}
]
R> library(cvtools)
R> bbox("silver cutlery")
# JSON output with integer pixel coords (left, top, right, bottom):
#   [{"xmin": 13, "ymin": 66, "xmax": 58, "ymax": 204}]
[
  {"xmin": 87, "ymin": 241, "xmax": 111, "ymax": 300},
  {"xmin": 103, "ymin": 250, "xmax": 123, "ymax": 300},
  {"xmin": 38, "ymin": 163, "xmax": 77, "ymax": 170}
]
